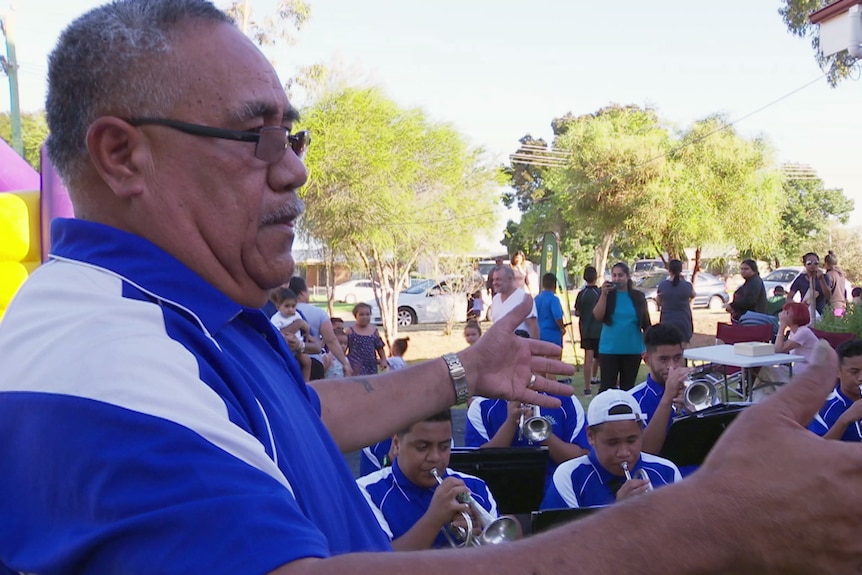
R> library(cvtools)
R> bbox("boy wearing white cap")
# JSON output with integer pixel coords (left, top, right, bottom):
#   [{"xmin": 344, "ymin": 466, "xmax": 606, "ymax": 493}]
[{"xmin": 540, "ymin": 390, "xmax": 681, "ymax": 509}]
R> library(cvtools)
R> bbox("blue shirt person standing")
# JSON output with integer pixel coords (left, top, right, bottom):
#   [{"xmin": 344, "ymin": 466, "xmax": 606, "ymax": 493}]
[
  {"xmin": 534, "ymin": 272, "xmax": 567, "ymax": 348},
  {"xmin": 809, "ymin": 339, "xmax": 862, "ymax": 442},
  {"xmin": 356, "ymin": 410, "xmax": 498, "ymax": 550},
  {"xmin": 541, "ymin": 389, "xmax": 681, "ymax": 509}
]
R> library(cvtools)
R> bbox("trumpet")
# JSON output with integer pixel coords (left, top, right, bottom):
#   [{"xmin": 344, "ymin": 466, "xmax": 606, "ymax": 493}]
[
  {"xmin": 518, "ymin": 404, "xmax": 553, "ymax": 442},
  {"xmin": 621, "ymin": 461, "xmax": 653, "ymax": 492},
  {"xmin": 430, "ymin": 468, "xmax": 522, "ymax": 547},
  {"xmin": 680, "ymin": 376, "xmax": 720, "ymax": 413}
]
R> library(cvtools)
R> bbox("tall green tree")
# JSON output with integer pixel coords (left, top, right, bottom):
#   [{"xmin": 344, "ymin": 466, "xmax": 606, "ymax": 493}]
[
  {"xmin": 299, "ymin": 87, "xmax": 501, "ymax": 343},
  {"xmin": 773, "ymin": 170, "xmax": 853, "ymax": 266},
  {"xmin": 545, "ymin": 105, "xmax": 672, "ymax": 275},
  {"xmin": 654, "ymin": 116, "xmax": 784, "ymax": 278},
  {"xmin": 779, "ymin": 0, "xmax": 858, "ymax": 86},
  {"xmin": 0, "ymin": 111, "xmax": 48, "ymax": 170}
]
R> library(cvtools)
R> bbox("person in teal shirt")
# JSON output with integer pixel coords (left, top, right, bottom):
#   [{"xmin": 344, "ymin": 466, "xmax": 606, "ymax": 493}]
[{"xmin": 592, "ymin": 262, "xmax": 651, "ymax": 392}]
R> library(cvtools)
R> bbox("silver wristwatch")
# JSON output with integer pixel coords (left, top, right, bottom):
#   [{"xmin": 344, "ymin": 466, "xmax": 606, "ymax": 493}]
[{"xmin": 442, "ymin": 353, "xmax": 469, "ymax": 405}]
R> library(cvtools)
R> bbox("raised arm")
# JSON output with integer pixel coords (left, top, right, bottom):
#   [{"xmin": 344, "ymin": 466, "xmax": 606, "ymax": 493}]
[{"xmin": 311, "ymin": 297, "xmax": 575, "ymax": 452}]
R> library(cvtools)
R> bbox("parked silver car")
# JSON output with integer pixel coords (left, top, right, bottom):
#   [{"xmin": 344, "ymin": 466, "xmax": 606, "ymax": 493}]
[{"xmin": 634, "ymin": 271, "xmax": 730, "ymax": 313}]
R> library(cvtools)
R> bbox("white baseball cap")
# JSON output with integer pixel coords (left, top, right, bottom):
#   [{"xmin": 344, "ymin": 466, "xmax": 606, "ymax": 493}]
[{"xmin": 587, "ymin": 389, "xmax": 647, "ymax": 427}]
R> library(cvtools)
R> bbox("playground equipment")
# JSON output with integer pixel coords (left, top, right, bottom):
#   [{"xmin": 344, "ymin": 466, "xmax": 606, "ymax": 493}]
[{"xmin": 0, "ymin": 139, "xmax": 72, "ymax": 319}]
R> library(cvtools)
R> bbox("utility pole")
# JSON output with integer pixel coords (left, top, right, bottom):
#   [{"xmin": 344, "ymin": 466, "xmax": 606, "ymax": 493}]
[{"xmin": 1, "ymin": 5, "xmax": 23, "ymax": 157}]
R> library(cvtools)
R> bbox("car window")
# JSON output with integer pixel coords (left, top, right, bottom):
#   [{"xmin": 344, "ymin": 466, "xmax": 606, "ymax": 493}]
[
  {"xmin": 639, "ymin": 274, "xmax": 666, "ymax": 289},
  {"xmin": 764, "ymin": 270, "xmax": 797, "ymax": 282}
]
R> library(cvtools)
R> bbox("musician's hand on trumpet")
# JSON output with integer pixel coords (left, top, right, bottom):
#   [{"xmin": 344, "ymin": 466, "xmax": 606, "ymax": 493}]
[
  {"xmin": 426, "ymin": 471, "xmax": 475, "ymax": 532},
  {"xmin": 661, "ymin": 365, "xmax": 694, "ymax": 415},
  {"xmin": 617, "ymin": 460, "xmax": 653, "ymax": 501}
]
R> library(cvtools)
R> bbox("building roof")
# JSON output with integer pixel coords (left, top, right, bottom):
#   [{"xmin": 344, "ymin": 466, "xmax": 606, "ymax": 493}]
[{"xmin": 810, "ymin": 0, "xmax": 861, "ymax": 24}]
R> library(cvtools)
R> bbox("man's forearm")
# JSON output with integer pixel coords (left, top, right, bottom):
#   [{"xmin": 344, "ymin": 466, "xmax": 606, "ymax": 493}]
[
  {"xmin": 271, "ymin": 480, "xmax": 736, "ymax": 575},
  {"xmin": 312, "ymin": 359, "xmax": 455, "ymax": 451}
]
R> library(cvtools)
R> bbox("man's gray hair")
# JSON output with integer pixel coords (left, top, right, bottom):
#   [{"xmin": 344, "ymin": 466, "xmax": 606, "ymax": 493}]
[{"xmin": 45, "ymin": 0, "xmax": 234, "ymax": 185}]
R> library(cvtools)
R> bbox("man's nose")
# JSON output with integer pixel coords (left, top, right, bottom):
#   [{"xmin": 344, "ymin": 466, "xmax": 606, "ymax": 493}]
[{"xmin": 268, "ymin": 146, "xmax": 308, "ymax": 192}]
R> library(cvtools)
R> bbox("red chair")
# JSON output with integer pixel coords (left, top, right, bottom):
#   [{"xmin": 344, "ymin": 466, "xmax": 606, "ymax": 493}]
[
  {"xmin": 810, "ymin": 328, "xmax": 856, "ymax": 350},
  {"xmin": 713, "ymin": 323, "xmax": 774, "ymax": 400}
]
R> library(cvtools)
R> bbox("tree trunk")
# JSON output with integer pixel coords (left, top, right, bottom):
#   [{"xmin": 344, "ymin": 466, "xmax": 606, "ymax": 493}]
[
  {"xmin": 594, "ymin": 231, "xmax": 615, "ymax": 278},
  {"xmin": 691, "ymin": 247, "xmax": 702, "ymax": 286}
]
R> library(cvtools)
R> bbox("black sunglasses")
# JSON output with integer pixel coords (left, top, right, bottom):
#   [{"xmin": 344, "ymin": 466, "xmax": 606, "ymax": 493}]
[
  {"xmin": 127, "ymin": 118, "xmax": 310, "ymax": 164},
  {"xmin": 805, "ymin": 260, "xmax": 818, "ymax": 266}
]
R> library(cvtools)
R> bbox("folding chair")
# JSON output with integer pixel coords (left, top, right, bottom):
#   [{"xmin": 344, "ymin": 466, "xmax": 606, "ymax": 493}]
[
  {"xmin": 810, "ymin": 328, "xmax": 856, "ymax": 350},
  {"xmin": 713, "ymin": 322, "xmax": 774, "ymax": 401}
]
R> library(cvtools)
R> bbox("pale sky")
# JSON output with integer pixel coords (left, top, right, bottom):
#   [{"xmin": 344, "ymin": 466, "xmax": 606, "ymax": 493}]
[{"xmin": 3, "ymin": 0, "xmax": 861, "ymax": 243}]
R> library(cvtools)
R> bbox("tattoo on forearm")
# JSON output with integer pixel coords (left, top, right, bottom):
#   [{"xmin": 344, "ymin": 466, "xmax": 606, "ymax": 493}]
[{"xmin": 353, "ymin": 378, "xmax": 374, "ymax": 393}]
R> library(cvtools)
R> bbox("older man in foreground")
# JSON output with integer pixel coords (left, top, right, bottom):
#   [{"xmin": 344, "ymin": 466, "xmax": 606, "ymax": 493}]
[{"xmin": 0, "ymin": 1, "xmax": 861, "ymax": 574}]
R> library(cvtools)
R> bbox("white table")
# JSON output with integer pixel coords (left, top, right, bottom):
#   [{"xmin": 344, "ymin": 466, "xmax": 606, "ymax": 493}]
[{"xmin": 684, "ymin": 345, "xmax": 805, "ymax": 401}]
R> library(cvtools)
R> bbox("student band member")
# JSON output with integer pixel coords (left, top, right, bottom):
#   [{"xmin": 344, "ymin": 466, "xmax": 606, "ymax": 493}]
[
  {"xmin": 809, "ymin": 339, "xmax": 862, "ymax": 442},
  {"xmin": 356, "ymin": 410, "xmax": 498, "ymax": 550},
  {"xmin": 541, "ymin": 389, "xmax": 681, "ymax": 509},
  {"xmin": 630, "ymin": 324, "xmax": 693, "ymax": 457}
]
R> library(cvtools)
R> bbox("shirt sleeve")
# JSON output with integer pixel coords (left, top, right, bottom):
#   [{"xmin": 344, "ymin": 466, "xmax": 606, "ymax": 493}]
[{"xmin": 465, "ymin": 399, "xmax": 491, "ymax": 445}]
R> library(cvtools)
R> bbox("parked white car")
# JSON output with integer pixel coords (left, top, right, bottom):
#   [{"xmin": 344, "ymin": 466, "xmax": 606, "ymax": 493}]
[
  {"xmin": 369, "ymin": 278, "xmax": 468, "ymax": 326},
  {"xmin": 332, "ymin": 279, "xmax": 380, "ymax": 304}
]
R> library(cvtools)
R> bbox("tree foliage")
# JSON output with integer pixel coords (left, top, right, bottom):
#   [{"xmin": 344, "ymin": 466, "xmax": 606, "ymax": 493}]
[
  {"xmin": 506, "ymin": 108, "xmax": 796, "ymax": 280},
  {"xmin": 657, "ymin": 116, "xmax": 784, "ymax": 276},
  {"xmin": 0, "ymin": 111, "xmax": 49, "ymax": 170},
  {"xmin": 773, "ymin": 171, "xmax": 854, "ymax": 266},
  {"xmin": 224, "ymin": 0, "xmax": 311, "ymax": 46},
  {"xmin": 779, "ymin": 0, "xmax": 859, "ymax": 86},
  {"xmin": 534, "ymin": 105, "xmax": 672, "ymax": 275},
  {"xmin": 298, "ymin": 86, "xmax": 501, "ymax": 343}
]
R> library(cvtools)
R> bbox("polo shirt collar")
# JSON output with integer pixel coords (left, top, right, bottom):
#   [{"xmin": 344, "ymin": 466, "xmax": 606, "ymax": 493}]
[
  {"xmin": 391, "ymin": 458, "xmax": 435, "ymax": 502},
  {"xmin": 50, "ymin": 218, "xmax": 244, "ymax": 335},
  {"xmin": 645, "ymin": 374, "xmax": 664, "ymax": 395}
]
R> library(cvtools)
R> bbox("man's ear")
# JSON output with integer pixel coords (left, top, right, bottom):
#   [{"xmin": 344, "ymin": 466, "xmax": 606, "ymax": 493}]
[
  {"xmin": 85, "ymin": 117, "xmax": 151, "ymax": 198},
  {"xmin": 390, "ymin": 435, "xmax": 400, "ymax": 457}
]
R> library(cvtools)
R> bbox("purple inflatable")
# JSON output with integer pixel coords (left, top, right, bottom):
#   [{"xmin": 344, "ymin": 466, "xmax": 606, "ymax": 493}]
[{"xmin": 40, "ymin": 144, "xmax": 74, "ymax": 261}]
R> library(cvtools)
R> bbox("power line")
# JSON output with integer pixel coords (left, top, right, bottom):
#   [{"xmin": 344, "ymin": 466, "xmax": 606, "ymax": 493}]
[{"xmin": 509, "ymin": 72, "xmax": 829, "ymax": 185}]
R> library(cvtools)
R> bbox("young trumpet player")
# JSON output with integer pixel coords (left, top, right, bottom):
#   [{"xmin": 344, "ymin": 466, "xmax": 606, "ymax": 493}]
[
  {"xmin": 808, "ymin": 339, "xmax": 862, "ymax": 442},
  {"xmin": 356, "ymin": 410, "xmax": 499, "ymax": 550},
  {"xmin": 541, "ymin": 390, "xmax": 681, "ymax": 509},
  {"xmin": 464, "ymin": 393, "xmax": 589, "ymax": 488},
  {"xmin": 630, "ymin": 323, "xmax": 694, "ymax": 456}
]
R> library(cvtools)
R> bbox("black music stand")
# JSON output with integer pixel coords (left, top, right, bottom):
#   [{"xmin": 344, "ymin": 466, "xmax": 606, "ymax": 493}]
[
  {"xmin": 530, "ymin": 506, "xmax": 607, "ymax": 533},
  {"xmin": 448, "ymin": 447, "xmax": 548, "ymax": 515},
  {"xmin": 659, "ymin": 403, "xmax": 751, "ymax": 467}
]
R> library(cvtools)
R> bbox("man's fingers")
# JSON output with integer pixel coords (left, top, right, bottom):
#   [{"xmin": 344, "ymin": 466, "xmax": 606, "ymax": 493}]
[
  {"xmin": 760, "ymin": 339, "xmax": 838, "ymax": 425},
  {"xmin": 491, "ymin": 293, "xmax": 533, "ymax": 332},
  {"xmin": 525, "ymin": 388, "xmax": 565, "ymax": 408}
]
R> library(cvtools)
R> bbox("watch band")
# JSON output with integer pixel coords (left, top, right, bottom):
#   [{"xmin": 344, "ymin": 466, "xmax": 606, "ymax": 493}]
[{"xmin": 442, "ymin": 353, "xmax": 469, "ymax": 405}]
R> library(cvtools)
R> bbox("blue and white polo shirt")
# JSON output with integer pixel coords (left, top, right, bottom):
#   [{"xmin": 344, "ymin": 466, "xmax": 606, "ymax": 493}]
[
  {"xmin": 0, "ymin": 219, "xmax": 391, "ymax": 575},
  {"xmin": 809, "ymin": 384, "xmax": 862, "ymax": 442},
  {"xmin": 540, "ymin": 450, "xmax": 681, "ymax": 509},
  {"xmin": 356, "ymin": 460, "xmax": 497, "ymax": 548}
]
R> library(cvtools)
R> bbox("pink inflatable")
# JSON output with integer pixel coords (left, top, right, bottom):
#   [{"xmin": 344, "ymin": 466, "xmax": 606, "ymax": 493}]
[
  {"xmin": 39, "ymin": 144, "xmax": 74, "ymax": 260},
  {"xmin": 0, "ymin": 138, "xmax": 39, "ymax": 192}
]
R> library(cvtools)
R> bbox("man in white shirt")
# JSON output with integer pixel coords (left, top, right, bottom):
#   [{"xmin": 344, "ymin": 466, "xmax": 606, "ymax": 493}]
[{"xmin": 491, "ymin": 266, "xmax": 538, "ymax": 338}]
